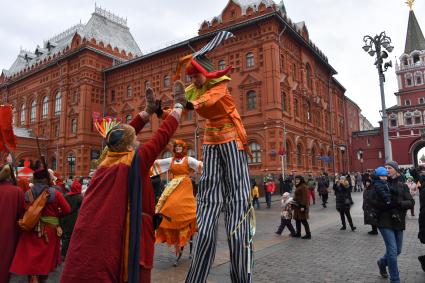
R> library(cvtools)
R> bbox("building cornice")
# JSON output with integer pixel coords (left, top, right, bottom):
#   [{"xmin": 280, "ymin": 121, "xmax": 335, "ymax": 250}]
[{"xmin": 104, "ymin": 12, "xmax": 337, "ymax": 75}]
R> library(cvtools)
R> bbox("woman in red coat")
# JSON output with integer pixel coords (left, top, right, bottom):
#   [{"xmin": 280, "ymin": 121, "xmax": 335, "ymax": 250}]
[
  {"xmin": 0, "ymin": 164, "xmax": 24, "ymax": 283},
  {"xmin": 9, "ymin": 168, "xmax": 71, "ymax": 283}
]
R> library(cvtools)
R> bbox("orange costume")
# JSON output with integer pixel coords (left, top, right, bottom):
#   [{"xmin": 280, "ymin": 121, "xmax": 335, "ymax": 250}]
[{"xmin": 153, "ymin": 141, "xmax": 202, "ymax": 255}]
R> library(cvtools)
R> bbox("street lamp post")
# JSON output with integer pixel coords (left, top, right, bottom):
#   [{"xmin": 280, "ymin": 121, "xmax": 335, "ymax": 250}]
[
  {"xmin": 362, "ymin": 32, "xmax": 394, "ymax": 162},
  {"xmin": 339, "ymin": 145, "xmax": 346, "ymax": 173}
]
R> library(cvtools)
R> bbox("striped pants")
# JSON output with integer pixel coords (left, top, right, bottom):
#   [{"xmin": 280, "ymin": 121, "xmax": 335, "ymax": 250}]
[{"xmin": 185, "ymin": 141, "xmax": 252, "ymax": 283}]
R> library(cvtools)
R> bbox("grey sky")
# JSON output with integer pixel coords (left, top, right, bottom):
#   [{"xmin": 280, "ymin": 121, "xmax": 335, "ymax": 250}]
[{"xmin": 1, "ymin": 0, "xmax": 424, "ymax": 126}]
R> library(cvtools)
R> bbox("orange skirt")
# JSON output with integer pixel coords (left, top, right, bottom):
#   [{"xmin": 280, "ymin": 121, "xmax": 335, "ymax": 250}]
[{"xmin": 155, "ymin": 177, "xmax": 197, "ymax": 253}]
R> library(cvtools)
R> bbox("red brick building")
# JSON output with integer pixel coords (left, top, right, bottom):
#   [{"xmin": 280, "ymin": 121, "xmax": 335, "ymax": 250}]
[
  {"xmin": 1, "ymin": 1, "xmax": 361, "ymax": 178},
  {"xmin": 351, "ymin": 7, "xmax": 425, "ymax": 171}
]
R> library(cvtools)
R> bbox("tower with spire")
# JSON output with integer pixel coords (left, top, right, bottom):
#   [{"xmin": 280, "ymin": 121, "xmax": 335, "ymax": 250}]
[{"xmin": 387, "ymin": 1, "xmax": 425, "ymax": 166}]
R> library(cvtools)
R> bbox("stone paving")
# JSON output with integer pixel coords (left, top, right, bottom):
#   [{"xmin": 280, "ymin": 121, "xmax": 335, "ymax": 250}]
[{"xmin": 10, "ymin": 191, "xmax": 425, "ymax": 283}]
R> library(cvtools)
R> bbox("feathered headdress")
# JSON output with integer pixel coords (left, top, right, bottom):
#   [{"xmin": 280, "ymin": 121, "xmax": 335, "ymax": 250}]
[{"xmin": 92, "ymin": 112, "xmax": 122, "ymax": 139}]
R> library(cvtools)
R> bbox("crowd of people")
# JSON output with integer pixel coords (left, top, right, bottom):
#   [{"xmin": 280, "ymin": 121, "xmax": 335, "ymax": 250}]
[{"xmin": 0, "ymin": 30, "xmax": 424, "ymax": 283}]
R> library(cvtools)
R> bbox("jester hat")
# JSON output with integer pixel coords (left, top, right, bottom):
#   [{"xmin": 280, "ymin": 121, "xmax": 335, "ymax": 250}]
[{"xmin": 174, "ymin": 31, "xmax": 235, "ymax": 80}]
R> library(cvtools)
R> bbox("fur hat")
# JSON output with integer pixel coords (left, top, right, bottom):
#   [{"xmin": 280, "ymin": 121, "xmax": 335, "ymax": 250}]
[
  {"xmin": 282, "ymin": 192, "xmax": 290, "ymax": 199},
  {"xmin": 105, "ymin": 124, "xmax": 136, "ymax": 152},
  {"xmin": 0, "ymin": 164, "xmax": 12, "ymax": 182}
]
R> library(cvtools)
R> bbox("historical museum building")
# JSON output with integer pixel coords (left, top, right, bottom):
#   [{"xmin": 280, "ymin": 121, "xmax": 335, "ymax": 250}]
[
  {"xmin": 351, "ymin": 7, "xmax": 425, "ymax": 171},
  {"xmin": 1, "ymin": 0, "xmax": 365, "ymax": 178}
]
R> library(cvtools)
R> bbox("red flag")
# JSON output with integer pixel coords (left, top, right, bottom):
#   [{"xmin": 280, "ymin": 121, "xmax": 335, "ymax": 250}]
[{"xmin": 0, "ymin": 105, "xmax": 16, "ymax": 153}]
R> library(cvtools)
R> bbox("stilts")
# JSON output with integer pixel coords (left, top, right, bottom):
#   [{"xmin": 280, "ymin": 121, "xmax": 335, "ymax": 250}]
[{"xmin": 173, "ymin": 246, "xmax": 184, "ymax": 267}]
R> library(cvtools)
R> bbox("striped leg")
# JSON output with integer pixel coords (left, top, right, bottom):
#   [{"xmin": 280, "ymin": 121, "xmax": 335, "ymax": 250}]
[
  {"xmin": 185, "ymin": 144, "xmax": 224, "ymax": 283},
  {"xmin": 220, "ymin": 141, "xmax": 252, "ymax": 283}
]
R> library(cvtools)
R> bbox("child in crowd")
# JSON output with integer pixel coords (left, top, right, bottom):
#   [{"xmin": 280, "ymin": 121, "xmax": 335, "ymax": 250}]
[
  {"xmin": 275, "ymin": 192, "xmax": 296, "ymax": 236},
  {"xmin": 373, "ymin": 166, "xmax": 400, "ymax": 223}
]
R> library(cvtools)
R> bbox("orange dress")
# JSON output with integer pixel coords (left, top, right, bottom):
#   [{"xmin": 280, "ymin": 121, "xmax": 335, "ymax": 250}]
[{"xmin": 154, "ymin": 156, "xmax": 201, "ymax": 252}]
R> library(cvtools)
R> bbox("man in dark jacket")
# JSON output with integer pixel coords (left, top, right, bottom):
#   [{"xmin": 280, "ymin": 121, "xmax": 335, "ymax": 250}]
[
  {"xmin": 418, "ymin": 174, "xmax": 425, "ymax": 271},
  {"xmin": 375, "ymin": 161, "xmax": 414, "ymax": 282},
  {"xmin": 317, "ymin": 174, "xmax": 330, "ymax": 208}
]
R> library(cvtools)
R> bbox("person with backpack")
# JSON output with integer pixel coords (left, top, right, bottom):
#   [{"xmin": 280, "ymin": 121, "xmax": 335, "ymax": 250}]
[
  {"xmin": 0, "ymin": 163, "xmax": 24, "ymax": 283},
  {"xmin": 9, "ymin": 168, "xmax": 71, "ymax": 283},
  {"xmin": 307, "ymin": 175, "xmax": 316, "ymax": 205}
]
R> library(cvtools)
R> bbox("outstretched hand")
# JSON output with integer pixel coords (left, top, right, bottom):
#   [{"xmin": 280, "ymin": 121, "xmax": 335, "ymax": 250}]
[{"xmin": 144, "ymin": 88, "xmax": 156, "ymax": 115}]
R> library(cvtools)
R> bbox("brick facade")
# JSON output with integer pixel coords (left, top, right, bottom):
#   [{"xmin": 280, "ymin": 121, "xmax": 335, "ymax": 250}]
[{"xmin": 1, "ymin": 1, "xmax": 357, "ymax": 178}]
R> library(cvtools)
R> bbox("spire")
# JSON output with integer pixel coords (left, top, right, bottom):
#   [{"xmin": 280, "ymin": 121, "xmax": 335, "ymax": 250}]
[{"xmin": 404, "ymin": 8, "xmax": 425, "ymax": 54}]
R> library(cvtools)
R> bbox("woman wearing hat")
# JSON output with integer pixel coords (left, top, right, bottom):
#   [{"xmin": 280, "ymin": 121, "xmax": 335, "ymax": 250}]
[
  {"xmin": 333, "ymin": 175, "xmax": 356, "ymax": 231},
  {"xmin": 152, "ymin": 140, "xmax": 202, "ymax": 266}
]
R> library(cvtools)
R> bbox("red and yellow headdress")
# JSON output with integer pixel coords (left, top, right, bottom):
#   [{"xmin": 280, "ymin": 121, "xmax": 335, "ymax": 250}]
[
  {"xmin": 174, "ymin": 31, "xmax": 235, "ymax": 81},
  {"xmin": 173, "ymin": 140, "xmax": 187, "ymax": 158}
]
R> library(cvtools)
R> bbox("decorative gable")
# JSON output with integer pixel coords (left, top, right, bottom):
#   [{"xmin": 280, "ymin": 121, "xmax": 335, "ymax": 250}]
[
  {"xmin": 121, "ymin": 102, "xmax": 134, "ymax": 112},
  {"xmin": 239, "ymin": 73, "xmax": 261, "ymax": 87}
]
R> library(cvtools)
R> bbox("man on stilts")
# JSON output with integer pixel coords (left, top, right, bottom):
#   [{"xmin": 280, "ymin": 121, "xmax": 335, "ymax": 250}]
[{"xmin": 174, "ymin": 31, "xmax": 254, "ymax": 283}]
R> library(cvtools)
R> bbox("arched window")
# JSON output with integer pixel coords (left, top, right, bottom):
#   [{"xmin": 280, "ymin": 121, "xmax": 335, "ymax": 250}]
[
  {"xmin": 54, "ymin": 92, "xmax": 61, "ymax": 115},
  {"xmin": 404, "ymin": 112, "xmax": 413, "ymax": 125},
  {"xmin": 248, "ymin": 142, "xmax": 261, "ymax": 164},
  {"xmin": 405, "ymin": 73, "xmax": 413, "ymax": 87},
  {"xmin": 294, "ymin": 98, "xmax": 299, "ymax": 116},
  {"xmin": 413, "ymin": 53, "xmax": 420, "ymax": 64},
  {"xmin": 281, "ymin": 91, "xmax": 287, "ymax": 112},
  {"xmin": 20, "ymin": 104, "xmax": 26, "ymax": 125},
  {"xmin": 144, "ymin": 80, "xmax": 150, "ymax": 90},
  {"xmin": 218, "ymin": 60, "xmax": 226, "ymax": 70},
  {"xmin": 247, "ymin": 91, "xmax": 257, "ymax": 110},
  {"xmin": 285, "ymin": 141, "xmax": 291, "ymax": 165},
  {"xmin": 67, "ymin": 152, "xmax": 76, "ymax": 177},
  {"xmin": 42, "ymin": 96, "xmax": 48, "ymax": 119},
  {"xmin": 126, "ymin": 114, "xmax": 132, "ymax": 124},
  {"xmin": 163, "ymin": 151, "xmax": 173, "ymax": 158},
  {"xmin": 71, "ymin": 118, "xmax": 78, "ymax": 134},
  {"xmin": 164, "ymin": 75, "xmax": 170, "ymax": 87},
  {"xmin": 246, "ymin": 52, "xmax": 254, "ymax": 68},
  {"xmin": 311, "ymin": 147, "xmax": 317, "ymax": 166},
  {"xmin": 306, "ymin": 101, "xmax": 311, "ymax": 122},
  {"xmin": 414, "ymin": 110, "xmax": 422, "ymax": 124},
  {"xmin": 306, "ymin": 63, "xmax": 313, "ymax": 89},
  {"xmin": 127, "ymin": 85, "xmax": 132, "ymax": 97},
  {"xmin": 415, "ymin": 72, "xmax": 423, "ymax": 85},
  {"xmin": 30, "ymin": 100, "xmax": 36, "ymax": 123},
  {"xmin": 296, "ymin": 144, "xmax": 303, "ymax": 166}
]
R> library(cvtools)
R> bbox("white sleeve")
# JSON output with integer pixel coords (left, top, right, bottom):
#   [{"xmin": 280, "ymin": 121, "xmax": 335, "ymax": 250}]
[
  {"xmin": 188, "ymin": 157, "xmax": 203, "ymax": 173},
  {"xmin": 151, "ymin": 158, "xmax": 173, "ymax": 176}
]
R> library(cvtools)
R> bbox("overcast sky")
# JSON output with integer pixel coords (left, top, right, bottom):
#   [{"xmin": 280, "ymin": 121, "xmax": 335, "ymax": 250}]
[{"xmin": 1, "ymin": 0, "xmax": 424, "ymax": 126}]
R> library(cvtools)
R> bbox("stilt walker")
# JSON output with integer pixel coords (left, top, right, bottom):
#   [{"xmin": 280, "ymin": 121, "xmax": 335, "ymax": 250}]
[
  {"xmin": 152, "ymin": 140, "xmax": 202, "ymax": 266},
  {"xmin": 173, "ymin": 31, "xmax": 254, "ymax": 283}
]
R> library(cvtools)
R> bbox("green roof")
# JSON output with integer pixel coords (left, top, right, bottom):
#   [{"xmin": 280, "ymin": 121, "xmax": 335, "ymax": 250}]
[{"xmin": 404, "ymin": 10, "xmax": 425, "ymax": 54}]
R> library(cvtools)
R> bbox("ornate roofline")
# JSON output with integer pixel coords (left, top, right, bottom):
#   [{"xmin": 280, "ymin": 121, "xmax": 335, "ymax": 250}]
[{"xmin": 94, "ymin": 5, "xmax": 127, "ymax": 27}]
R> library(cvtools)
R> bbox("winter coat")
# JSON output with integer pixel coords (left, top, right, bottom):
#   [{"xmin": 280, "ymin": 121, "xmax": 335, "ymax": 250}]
[
  {"xmin": 362, "ymin": 184, "xmax": 379, "ymax": 225},
  {"xmin": 334, "ymin": 182, "xmax": 353, "ymax": 212},
  {"xmin": 374, "ymin": 175, "xmax": 415, "ymax": 231},
  {"xmin": 293, "ymin": 183, "xmax": 309, "ymax": 220},
  {"xmin": 419, "ymin": 185, "xmax": 425, "ymax": 243},
  {"xmin": 251, "ymin": 185, "xmax": 259, "ymax": 198},
  {"xmin": 280, "ymin": 197, "xmax": 293, "ymax": 220},
  {"xmin": 317, "ymin": 177, "xmax": 329, "ymax": 195},
  {"xmin": 266, "ymin": 181, "xmax": 276, "ymax": 193}
]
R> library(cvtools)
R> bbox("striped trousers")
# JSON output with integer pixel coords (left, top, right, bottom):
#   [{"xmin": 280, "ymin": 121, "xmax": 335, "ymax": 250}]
[{"xmin": 185, "ymin": 141, "xmax": 253, "ymax": 283}]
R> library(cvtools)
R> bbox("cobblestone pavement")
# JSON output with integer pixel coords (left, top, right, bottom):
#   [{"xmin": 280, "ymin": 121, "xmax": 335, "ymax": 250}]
[{"xmin": 10, "ymin": 191, "xmax": 425, "ymax": 283}]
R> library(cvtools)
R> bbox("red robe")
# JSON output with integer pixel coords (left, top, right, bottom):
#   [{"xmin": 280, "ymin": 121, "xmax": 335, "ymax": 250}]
[
  {"xmin": 9, "ymin": 189, "xmax": 71, "ymax": 275},
  {"xmin": 60, "ymin": 114, "xmax": 178, "ymax": 283},
  {"xmin": 0, "ymin": 181, "xmax": 24, "ymax": 283}
]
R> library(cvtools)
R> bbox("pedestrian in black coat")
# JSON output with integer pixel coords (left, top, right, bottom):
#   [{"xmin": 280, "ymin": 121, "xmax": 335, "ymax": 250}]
[
  {"xmin": 418, "ymin": 176, "xmax": 425, "ymax": 271},
  {"xmin": 362, "ymin": 178, "xmax": 378, "ymax": 235},
  {"xmin": 334, "ymin": 176, "xmax": 356, "ymax": 231}
]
